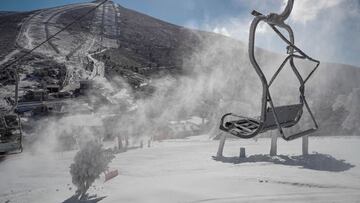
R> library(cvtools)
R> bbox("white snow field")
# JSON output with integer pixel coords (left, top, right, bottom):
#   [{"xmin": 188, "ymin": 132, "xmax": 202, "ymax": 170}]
[{"xmin": 0, "ymin": 135, "xmax": 360, "ymax": 203}]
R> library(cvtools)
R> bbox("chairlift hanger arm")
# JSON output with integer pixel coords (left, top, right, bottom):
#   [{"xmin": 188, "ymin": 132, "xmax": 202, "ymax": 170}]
[
  {"xmin": 251, "ymin": 0, "xmax": 293, "ymax": 20},
  {"xmin": 252, "ymin": 0, "xmax": 315, "ymax": 60},
  {"xmin": 251, "ymin": 0, "xmax": 320, "ymax": 87}
]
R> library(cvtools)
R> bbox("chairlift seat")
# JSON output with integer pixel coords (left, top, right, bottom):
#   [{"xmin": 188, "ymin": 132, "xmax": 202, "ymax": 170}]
[
  {"xmin": 221, "ymin": 104, "xmax": 303, "ymax": 138},
  {"xmin": 262, "ymin": 104, "xmax": 303, "ymax": 129}
]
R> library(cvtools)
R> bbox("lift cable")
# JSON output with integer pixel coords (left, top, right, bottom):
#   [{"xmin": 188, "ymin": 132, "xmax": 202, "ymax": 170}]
[
  {"xmin": 0, "ymin": 0, "xmax": 108, "ymax": 155},
  {"xmin": 2, "ymin": 0, "xmax": 108, "ymax": 70}
]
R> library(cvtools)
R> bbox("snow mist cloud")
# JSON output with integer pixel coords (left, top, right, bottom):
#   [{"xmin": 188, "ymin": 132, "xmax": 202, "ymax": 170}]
[
  {"xmin": 23, "ymin": 0, "xmax": 360, "ymax": 155},
  {"xmin": 289, "ymin": 0, "xmax": 344, "ymax": 24},
  {"xmin": 195, "ymin": 0, "xmax": 360, "ymax": 67}
]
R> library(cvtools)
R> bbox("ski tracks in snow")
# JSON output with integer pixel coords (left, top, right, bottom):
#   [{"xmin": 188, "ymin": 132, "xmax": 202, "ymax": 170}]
[
  {"xmin": 14, "ymin": 1, "xmax": 121, "ymax": 87},
  {"xmin": 189, "ymin": 191, "xmax": 360, "ymax": 203}
]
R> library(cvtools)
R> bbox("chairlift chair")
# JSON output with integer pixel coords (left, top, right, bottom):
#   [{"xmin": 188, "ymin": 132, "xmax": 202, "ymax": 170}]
[
  {"xmin": 219, "ymin": 0, "xmax": 320, "ymax": 141},
  {"xmin": 0, "ymin": 68, "xmax": 23, "ymax": 154},
  {"xmin": 0, "ymin": 113, "xmax": 23, "ymax": 154}
]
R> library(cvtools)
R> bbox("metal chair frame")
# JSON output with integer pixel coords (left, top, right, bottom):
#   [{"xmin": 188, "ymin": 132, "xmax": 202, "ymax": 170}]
[{"xmin": 220, "ymin": 0, "xmax": 320, "ymax": 141}]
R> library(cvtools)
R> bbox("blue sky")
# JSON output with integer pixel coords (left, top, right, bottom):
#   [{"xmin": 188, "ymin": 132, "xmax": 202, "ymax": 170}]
[{"xmin": 0, "ymin": 0, "xmax": 359, "ymax": 67}]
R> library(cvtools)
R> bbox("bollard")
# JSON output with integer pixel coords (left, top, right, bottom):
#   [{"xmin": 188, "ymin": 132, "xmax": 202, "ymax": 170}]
[{"xmin": 239, "ymin": 147, "xmax": 246, "ymax": 158}]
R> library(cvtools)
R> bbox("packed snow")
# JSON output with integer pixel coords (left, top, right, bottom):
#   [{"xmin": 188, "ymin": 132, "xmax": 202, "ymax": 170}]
[{"xmin": 0, "ymin": 136, "xmax": 359, "ymax": 203}]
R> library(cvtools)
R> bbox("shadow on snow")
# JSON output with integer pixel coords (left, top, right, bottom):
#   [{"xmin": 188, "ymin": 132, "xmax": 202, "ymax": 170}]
[
  {"xmin": 62, "ymin": 194, "xmax": 106, "ymax": 203},
  {"xmin": 213, "ymin": 153, "xmax": 355, "ymax": 172}
]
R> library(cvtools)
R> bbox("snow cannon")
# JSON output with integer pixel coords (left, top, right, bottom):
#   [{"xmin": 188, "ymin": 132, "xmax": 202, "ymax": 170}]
[{"xmin": 219, "ymin": 0, "xmax": 320, "ymax": 141}]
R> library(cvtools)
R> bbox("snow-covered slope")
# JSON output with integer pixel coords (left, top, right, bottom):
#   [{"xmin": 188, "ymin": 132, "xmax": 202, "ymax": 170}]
[{"xmin": 0, "ymin": 136, "xmax": 359, "ymax": 203}]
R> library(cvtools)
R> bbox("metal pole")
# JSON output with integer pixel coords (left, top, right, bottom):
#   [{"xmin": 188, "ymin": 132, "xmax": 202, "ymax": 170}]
[
  {"xmin": 302, "ymin": 135, "xmax": 309, "ymax": 156},
  {"xmin": 270, "ymin": 131, "xmax": 278, "ymax": 156},
  {"xmin": 216, "ymin": 133, "xmax": 226, "ymax": 157}
]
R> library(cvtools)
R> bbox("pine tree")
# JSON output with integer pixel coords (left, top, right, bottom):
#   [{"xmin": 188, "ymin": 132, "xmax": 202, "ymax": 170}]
[{"xmin": 70, "ymin": 141, "xmax": 115, "ymax": 200}]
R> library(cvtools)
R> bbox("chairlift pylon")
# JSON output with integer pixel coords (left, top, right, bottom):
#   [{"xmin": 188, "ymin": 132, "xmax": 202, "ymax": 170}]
[
  {"xmin": 219, "ymin": 0, "xmax": 320, "ymax": 141},
  {"xmin": 0, "ymin": 113, "xmax": 23, "ymax": 154}
]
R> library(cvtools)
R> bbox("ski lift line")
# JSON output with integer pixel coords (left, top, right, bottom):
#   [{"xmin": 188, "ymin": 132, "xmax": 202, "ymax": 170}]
[{"xmin": 2, "ymin": 0, "xmax": 109, "ymax": 70}]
